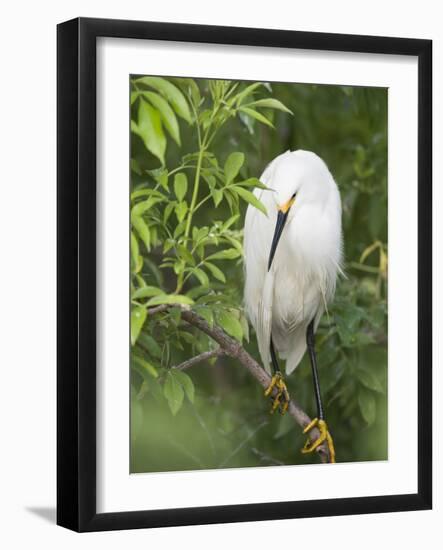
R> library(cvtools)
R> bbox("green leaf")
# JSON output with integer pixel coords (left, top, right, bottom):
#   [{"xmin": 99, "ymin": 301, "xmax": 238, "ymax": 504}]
[
  {"xmin": 164, "ymin": 202, "xmax": 175, "ymax": 224},
  {"xmin": 206, "ymin": 248, "xmax": 241, "ymax": 261},
  {"xmin": 177, "ymin": 244, "xmax": 195, "ymax": 266},
  {"xmin": 137, "ymin": 333, "xmax": 163, "ymax": 359},
  {"xmin": 196, "ymin": 292, "xmax": 229, "ymax": 305},
  {"xmin": 131, "ymin": 188, "xmax": 166, "ymax": 201},
  {"xmin": 132, "ymin": 286, "xmax": 164, "ymax": 299},
  {"xmin": 238, "ymin": 106, "xmax": 274, "ymax": 128},
  {"xmin": 217, "ymin": 310, "xmax": 243, "ymax": 342},
  {"xmin": 132, "ymin": 354, "xmax": 159, "ymax": 378},
  {"xmin": 199, "ymin": 109, "xmax": 213, "ymax": 130},
  {"xmin": 239, "ymin": 110, "xmax": 256, "ymax": 135},
  {"xmin": 192, "ymin": 267, "xmax": 209, "ymax": 287},
  {"xmin": 131, "ymin": 306, "xmax": 147, "ymax": 346},
  {"xmin": 168, "ymin": 306, "xmax": 182, "ymax": 325},
  {"xmin": 224, "ymin": 235, "xmax": 243, "ymax": 253},
  {"xmin": 130, "ymin": 91, "xmax": 139, "ymax": 105},
  {"xmin": 224, "ymin": 152, "xmax": 245, "ymax": 184},
  {"xmin": 131, "ymin": 196, "xmax": 164, "ymax": 218},
  {"xmin": 146, "ymin": 294, "xmax": 194, "ymax": 307},
  {"xmin": 156, "ymin": 170, "xmax": 169, "ymax": 191},
  {"xmin": 132, "ymin": 215, "xmax": 150, "ymax": 250},
  {"xmin": 233, "ymin": 82, "xmax": 264, "ymax": 106},
  {"xmin": 175, "ymin": 201, "xmax": 188, "ymax": 222},
  {"xmin": 358, "ymin": 388, "xmax": 377, "ymax": 425},
  {"xmin": 130, "ymin": 231, "xmax": 140, "ymax": 270},
  {"xmin": 132, "ymin": 100, "xmax": 166, "ymax": 164},
  {"xmin": 173, "ymin": 77, "xmax": 201, "ymax": 107},
  {"xmin": 211, "ymin": 188, "xmax": 223, "ymax": 207},
  {"xmin": 174, "ymin": 222, "xmax": 186, "ymax": 240},
  {"xmin": 240, "ymin": 314, "xmax": 250, "ymax": 343},
  {"xmin": 141, "ymin": 90, "xmax": 181, "ymax": 145},
  {"xmin": 174, "ymin": 173, "xmax": 188, "ymax": 201},
  {"xmin": 194, "ymin": 306, "xmax": 214, "ymax": 328},
  {"xmin": 194, "ymin": 226, "xmax": 210, "ymax": 244},
  {"xmin": 135, "ymin": 379, "xmax": 150, "ymax": 400},
  {"xmin": 221, "ymin": 214, "xmax": 240, "ymax": 232},
  {"xmin": 179, "ymin": 331, "xmax": 197, "ymax": 346},
  {"xmin": 143, "ymin": 256, "xmax": 163, "ymax": 286},
  {"xmin": 136, "ymin": 76, "xmax": 192, "ymax": 123},
  {"xmin": 236, "ymin": 177, "xmax": 269, "ymax": 190},
  {"xmin": 172, "ymin": 370, "xmax": 195, "ymax": 403},
  {"xmin": 246, "ymin": 98, "xmax": 293, "ymax": 114},
  {"xmin": 130, "ymin": 158, "xmax": 142, "ymax": 175},
  {"xmin": 204, "ymin": 261, "xmax": 226, "ymax": 283},
  {"xmin": 335, "ymin": 315, "xmax": 354, "ymax": 347},
  {"xmin": 232, "ymin": 186, "xmax": 267, "ymax": 215},
  {"xmin": 163, "ymin": 371, "xmax": 185, "ymax": 415},
  {"xmin": 357, "ymin": 369, "xmax": 384, "ymax": 393}
]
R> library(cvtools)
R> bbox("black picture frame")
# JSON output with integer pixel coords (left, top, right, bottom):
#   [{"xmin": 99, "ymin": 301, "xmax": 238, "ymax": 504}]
[{"xmin": 57, "ymin": 17, "xmax": 432, "ymax": 532}]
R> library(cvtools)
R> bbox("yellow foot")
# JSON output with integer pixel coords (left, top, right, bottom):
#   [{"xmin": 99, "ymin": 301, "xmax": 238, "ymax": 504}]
[
  {"xmin": 301, "ymin": 418, "xmax": 336, "ymax": 464},
  {"xmin": 264, "ymin": 372, "xmax": 290, "ymax": 415}
]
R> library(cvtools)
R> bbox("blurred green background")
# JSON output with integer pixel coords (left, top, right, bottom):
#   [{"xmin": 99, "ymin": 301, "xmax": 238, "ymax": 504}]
[{"xmin": 130, "ymin": 77, "xmax": 388, "ymax": 472}]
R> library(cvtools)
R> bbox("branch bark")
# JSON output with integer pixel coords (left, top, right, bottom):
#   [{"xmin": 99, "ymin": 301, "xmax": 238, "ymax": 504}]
[{"xmin": 147, "ymin": 304, "xmax": 330, "ymax": 463}]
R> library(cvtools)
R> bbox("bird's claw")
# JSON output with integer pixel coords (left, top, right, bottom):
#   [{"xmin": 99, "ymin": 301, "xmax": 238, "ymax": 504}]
[
  {"xmin": 301, "ymin": 417, "xmax": 336, "ymax": 463},
  {"xmin": 264, "ymin": 372, "xmax": 290, "ymax": 415}
]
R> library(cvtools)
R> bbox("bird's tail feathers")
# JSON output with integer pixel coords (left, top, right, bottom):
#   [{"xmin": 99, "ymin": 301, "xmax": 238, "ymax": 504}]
[
  {"xmin": 284, "ymin": 325, "xmax": 308, "ymax": 375},
  {"xmin": 285, "ymin": 307, "xmax": 325, "ymax": 374}
]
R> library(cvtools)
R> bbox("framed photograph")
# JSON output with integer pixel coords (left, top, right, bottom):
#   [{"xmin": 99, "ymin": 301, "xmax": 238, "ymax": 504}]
[{"xmin": 57, "ymin": 17, "xmax": 432, "ymax": 532}]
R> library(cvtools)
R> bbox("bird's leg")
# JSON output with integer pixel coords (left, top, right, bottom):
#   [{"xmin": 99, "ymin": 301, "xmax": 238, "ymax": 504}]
[
  {"xmin": 264, "ymin": 338, "xmax": 290, "ymax": 415},
  {"xmin": 301, "ymin": 320, "xmax": 336, "ymax": 463}
]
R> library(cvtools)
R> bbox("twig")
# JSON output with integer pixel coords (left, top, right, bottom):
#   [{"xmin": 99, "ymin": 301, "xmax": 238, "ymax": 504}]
[
  {"xmin": 172, "ymin": 348, "xmax": 226, "ymax": 371},
  {"xmin": 148, "ymin": 304, "xmax": 330, "ymax": 463},
  {"xmin": 218, "ymin": 421, "xmax": 269, "ymax": 468},
  {"xmin": 251, "ymin": 447, "xmax": 285, "ymax": 466}
]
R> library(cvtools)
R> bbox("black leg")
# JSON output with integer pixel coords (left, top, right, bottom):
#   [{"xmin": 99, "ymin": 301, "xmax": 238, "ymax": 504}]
[
  {"xmin": 306, "ymin": 319, "xmax": 325, "ymax": 421},
  {"xmin": 270, "ymin": 336, "xmax": 280, "ymax": 375}
]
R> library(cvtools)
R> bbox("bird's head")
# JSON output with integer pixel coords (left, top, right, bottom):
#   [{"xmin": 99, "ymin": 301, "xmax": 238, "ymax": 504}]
[
  {"xmin": 267, "ymin": 190, "xmax": 297, "ymax": 271},
  {"xmin": 266, "ymin": 150, "xmax": 331, "ymax": 271},
  {"xmin": 266, "ymin": 153, "xmax": 305, "ymax": 271}
]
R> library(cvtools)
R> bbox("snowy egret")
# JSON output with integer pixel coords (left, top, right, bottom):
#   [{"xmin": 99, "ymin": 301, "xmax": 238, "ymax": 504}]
[{"xmin": 244, "ymin": 150, "xmax": 342, "ymax": 463}]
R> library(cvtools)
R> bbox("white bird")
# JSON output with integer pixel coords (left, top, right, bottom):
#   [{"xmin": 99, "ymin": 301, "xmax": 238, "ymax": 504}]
[{"xmin": 243, "ymin": 150, "xmax": 342, "ymax": 463}]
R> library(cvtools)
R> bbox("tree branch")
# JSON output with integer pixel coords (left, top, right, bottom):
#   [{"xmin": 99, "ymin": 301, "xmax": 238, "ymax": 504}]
[{"xmin": 148, "ymin": 304, "xmax": 330, "ymax": 463}]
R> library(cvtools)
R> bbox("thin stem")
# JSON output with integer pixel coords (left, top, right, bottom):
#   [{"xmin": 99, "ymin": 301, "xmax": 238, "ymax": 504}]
[
  {"xmin": 174, "ymin": 96, "xmax": 208, "ymax": 293},
  {"xmin": 189, "ymin": 95, "xmax": 203, "ymax": 150},
  {"xmin": 186, "ymin": 150, "xmax": 205, "ymax": 236},
  {"xmin": 193, "ymin": 193, "xmax": 212, "ymax": 213},
  {"xmin": 176, "ymin": 147, "xmax": 205, "ymax": 293},
  {"xmin": 348, "ymin": 261, "xmax": 381, "ymax": 274},
  {"xmin": 167, "ymin": 164, "xmax": 197, "ymax": 177}
]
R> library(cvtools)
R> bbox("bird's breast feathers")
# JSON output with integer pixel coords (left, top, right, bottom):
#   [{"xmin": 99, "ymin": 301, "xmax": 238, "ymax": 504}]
[{"xmin": 243, "ymin": 150, "xmax": 342, "ymax": 372}]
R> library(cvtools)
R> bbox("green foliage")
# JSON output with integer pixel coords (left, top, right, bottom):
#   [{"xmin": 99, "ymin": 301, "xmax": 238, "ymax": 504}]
[{"xmin": 130, "ymin": 76, "xmax": 388, "ymax": 471}]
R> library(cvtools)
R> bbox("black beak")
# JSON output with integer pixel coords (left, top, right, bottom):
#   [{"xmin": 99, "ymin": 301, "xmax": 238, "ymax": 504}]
[{"xmin": 267, "ymin": 210, "xmax": 288, "ymax": 271}]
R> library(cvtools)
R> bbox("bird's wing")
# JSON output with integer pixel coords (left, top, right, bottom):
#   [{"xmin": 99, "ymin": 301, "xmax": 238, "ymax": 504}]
[
  {"xmin": 256, "ymin": 268, "xmax": 274, "ymax": 373},
  {"xmin": 244, "ymin": 157, "xmax": 280, "ymax": 373}
]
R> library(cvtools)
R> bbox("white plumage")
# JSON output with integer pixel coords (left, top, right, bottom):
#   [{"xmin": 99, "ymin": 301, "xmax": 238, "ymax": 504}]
[{"xmin": 244, "ymin": 150, "xmax": 343, "ymax": 375}]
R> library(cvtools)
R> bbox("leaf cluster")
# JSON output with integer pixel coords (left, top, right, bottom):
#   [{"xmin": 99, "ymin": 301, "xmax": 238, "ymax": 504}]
[{"xmin": 130, "ymin": 77, "xmax": 291, "ymax": 416}]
